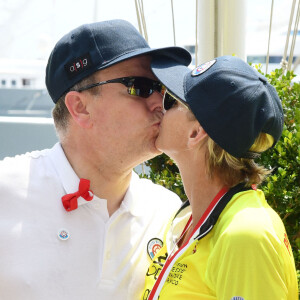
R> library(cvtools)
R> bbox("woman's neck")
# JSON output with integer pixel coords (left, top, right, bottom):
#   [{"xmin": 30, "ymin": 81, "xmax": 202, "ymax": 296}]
[{"xmin": 176, "ymin": 154, "xmax": 224, "ymax": 232}]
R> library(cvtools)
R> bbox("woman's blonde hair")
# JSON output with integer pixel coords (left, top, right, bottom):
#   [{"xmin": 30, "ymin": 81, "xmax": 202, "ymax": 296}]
[
  {"xmin": 186, "ymin": 109, "xmax": 274, "ymax": 187},
  {"xmin": 206, "ymin": 133, "xmax": 274, "ymax": 187}
]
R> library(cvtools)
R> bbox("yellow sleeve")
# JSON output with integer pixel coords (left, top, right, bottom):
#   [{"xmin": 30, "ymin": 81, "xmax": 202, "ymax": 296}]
[{"xmin": 206, "ymin": 225, "xmax": 296, "ymax": 300}]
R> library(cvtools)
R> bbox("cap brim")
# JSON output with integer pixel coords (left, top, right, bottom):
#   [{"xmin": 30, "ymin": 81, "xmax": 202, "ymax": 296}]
[
  {"xmin": 151, "ymin": 56, "xmax": 191, "ymax": 102},
  {"xmin": 97, "ymin": 46, "xmax": 192, "ymax": 72},
  {"xmin": 54, "ymin": 47, "xmax": 191, "ymax": 103}
]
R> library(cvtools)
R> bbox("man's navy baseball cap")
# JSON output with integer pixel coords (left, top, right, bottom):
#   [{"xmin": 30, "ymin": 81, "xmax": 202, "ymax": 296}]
[
  {"xmin": 45, "ymin": 19, "xmax": 191, "ymax": 103},
  {"xmin": 151, "ymin": 55, "xmax": 284, "ymax": 158}
]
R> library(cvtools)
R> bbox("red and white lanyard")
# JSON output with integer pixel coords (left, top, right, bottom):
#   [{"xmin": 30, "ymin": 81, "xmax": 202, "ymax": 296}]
[{"xmin": 148, "ymin": 187, "xmax": 229, "ymax": 300}]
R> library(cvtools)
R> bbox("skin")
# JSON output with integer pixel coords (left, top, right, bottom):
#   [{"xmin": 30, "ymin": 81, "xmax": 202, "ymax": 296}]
[
  {"xmin": 62, "ymin": 55, "xmax": 163, "ymax": 215},
  {"xmin": 156, "ymin": 101, "xmax": 224, "ymax": 245}
]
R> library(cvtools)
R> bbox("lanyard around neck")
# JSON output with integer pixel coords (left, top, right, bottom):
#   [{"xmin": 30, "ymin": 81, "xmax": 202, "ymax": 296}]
[{"xmin": 148, "ymin": 183, "xmax": 249, "ymax": 300}]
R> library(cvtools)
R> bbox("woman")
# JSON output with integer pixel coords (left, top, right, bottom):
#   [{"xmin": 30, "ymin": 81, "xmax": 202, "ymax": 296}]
[{"xmin": 142, "ymin": 56, "xmax": 298, "ymax": 300}]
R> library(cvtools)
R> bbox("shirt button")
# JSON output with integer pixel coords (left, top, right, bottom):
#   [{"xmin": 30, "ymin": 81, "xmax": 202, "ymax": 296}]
[{"xmin": 106, "ymin": 251, "xmax": 111, "ymax": 260}]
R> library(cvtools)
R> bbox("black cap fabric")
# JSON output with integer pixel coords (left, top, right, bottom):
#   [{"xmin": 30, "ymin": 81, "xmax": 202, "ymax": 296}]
[
  {"xmin": 45, "ymin": 19, "xmax": 191, "ymax": 103},
  {"xmin": 151, "ymin": 56, "xmax": 284, "ymax": 158}
]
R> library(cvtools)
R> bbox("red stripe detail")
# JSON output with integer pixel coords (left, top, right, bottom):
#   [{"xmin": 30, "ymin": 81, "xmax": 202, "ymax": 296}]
[
  {"xmin": 195, "ymin": 187, "xmax": 229, "ymax": 230},
  {"xmin": 80, "ymin": 59, "xmax": 83, "ymax": 68},
  {"xmin": 148, "ymin": 186, "xmax": 228, "ymax": 300}
]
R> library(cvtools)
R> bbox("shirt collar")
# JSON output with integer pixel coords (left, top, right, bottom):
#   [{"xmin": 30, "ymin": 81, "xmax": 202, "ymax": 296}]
[
  {"xmin": 121, "ymin": 171, "xmax": 144, "ymax": 217},
  {"xmin": 49, "ymin": 143, "xmax": 93, "ymax": 207},
  {"xmin": 49, "ymin": 143, "xmax": 143, "ymax": 213}
]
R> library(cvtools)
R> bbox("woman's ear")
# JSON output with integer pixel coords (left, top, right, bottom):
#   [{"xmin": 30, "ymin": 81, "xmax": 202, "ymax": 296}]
[
  {"xmin": 188, "ymin": 123, "xmax": 207, "ymax": 148},
  {"xmin": 64, "ymin": 91, "xmax": 92, "ymax": 129}
]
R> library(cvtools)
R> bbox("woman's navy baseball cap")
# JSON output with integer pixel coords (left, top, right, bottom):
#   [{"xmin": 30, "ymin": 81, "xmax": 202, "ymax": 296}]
[
  {"xmin": 151, "ymin": 55, "xmax": 284, "ymax": 158},
  {"xmin": 45, "ymin": 19, "xmax": 192, "ymax": 103}
]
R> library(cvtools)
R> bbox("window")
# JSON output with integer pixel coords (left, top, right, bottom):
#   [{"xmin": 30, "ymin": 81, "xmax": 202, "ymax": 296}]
[{"xmin": 22, "ymin": 78, "xmax": 31, "ymax": 86}]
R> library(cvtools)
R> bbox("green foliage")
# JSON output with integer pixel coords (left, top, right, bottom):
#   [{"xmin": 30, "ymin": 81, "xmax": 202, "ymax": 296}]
[
  {"xmin": 257, "ymin": 67, "xmax": 300, "ymax": 272},
  {"xmin": 141, "ymin": 66, "xmax": 300, "ymax": 275},
  {"xmin": 142, "ymin": 154, "xmax": 187, "ymax": 201}
]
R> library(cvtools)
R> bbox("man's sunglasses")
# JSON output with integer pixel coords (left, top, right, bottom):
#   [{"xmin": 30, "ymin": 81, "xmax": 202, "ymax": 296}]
[
  {"xmin": 76, "ymin": 76, "xmax": 163, "ymax": 98},
  {"xmin": 163, "ymin": 90, "xmax": 190, "ymax": 111}
]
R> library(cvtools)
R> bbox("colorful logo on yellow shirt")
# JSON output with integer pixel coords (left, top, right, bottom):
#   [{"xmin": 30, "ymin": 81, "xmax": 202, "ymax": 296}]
[{"xmin": 147, "ymin": 238, "xmax": 163, "ymax": 259}]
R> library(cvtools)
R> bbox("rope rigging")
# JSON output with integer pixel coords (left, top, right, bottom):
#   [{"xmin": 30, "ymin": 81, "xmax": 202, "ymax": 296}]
[
  {"xmin": 280, "ymin": 0, "xmax": 300, "ymax": 74},
  {"xmin": 171, "ymin": 0, "xmax": 176, "ymax": 46},
  {"xmin": 281, "ymin": 0, "xmax": 297, "ymax": 73},
  {"xmin": 134, "ymin": 0, "xmax": 148, "ymax": 42},
  {"xmin": 287, "ymin": 0, "xmax": 300, "ymax": 72},
  {"xmin": 266, "ymin": 0, "xmax": 274, "ymax": 74},
  {"xmin": 133, "ymin": 0, "xmax": 299, "ymax": 75}
]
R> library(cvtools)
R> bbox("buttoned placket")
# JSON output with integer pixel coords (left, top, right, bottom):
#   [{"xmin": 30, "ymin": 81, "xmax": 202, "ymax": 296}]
[{"xmin": 98, "ymin": 205, "xmax": 128, "ymax": 287}]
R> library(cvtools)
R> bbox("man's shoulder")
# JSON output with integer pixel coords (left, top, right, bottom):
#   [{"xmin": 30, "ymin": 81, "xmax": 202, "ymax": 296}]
[
  {"xmin": 135, "ymin": 174, "xmax": 181, "ymax": 199},
  {"xmin": 1, "ymin": 148, "xmax": 49, "ymax": 163},
  {"xmin": 132, "ymin": 173, "xmax": 182, "ymax": 211},
  {"xmin": 0, "ymin": 148, "xmax": 51, "ymax": 179}
]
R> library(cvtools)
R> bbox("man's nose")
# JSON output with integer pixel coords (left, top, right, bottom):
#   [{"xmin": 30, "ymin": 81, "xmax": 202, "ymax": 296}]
[{"xmin": 146, "ymin": 92, "xmax": 163, "ymax": 112}]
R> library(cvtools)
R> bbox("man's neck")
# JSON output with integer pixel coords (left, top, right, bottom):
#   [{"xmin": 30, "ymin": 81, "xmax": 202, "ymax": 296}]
[{"xmin": 61, "ymin": 142, "xmax": 132, "ymax": 216}]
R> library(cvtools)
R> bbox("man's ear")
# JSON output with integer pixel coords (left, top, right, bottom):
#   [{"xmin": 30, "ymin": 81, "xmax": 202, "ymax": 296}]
[
  {"xmin": 187, "ymin": 123, "xmax": 207, "ymax": 148},
  {"xmin": 64, "ymin": 91, "xmax": 92, "ymax": 129}
]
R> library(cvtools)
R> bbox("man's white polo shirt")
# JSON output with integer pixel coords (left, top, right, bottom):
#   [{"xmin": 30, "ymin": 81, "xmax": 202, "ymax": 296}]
[{"xmin": 0, "ymin": 143, "xmax": 181, "ymax": 300}]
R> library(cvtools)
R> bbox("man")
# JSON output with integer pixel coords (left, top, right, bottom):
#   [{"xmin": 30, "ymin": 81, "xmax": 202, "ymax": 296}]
[{"xmin": 0, "ymin": 19, "xmax": 191, "ymax": 300}]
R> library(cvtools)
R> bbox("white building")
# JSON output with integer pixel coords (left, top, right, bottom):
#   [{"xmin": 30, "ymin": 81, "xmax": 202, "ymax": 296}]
[{"xmin": 0, "ymin": 58, "xmax": 46, "ymax": 89}]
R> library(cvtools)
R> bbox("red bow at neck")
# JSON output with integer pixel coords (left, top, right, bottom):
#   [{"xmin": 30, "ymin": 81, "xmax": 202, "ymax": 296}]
[{"xmin": 62, "ymin": 178, "xmax": 93, "ymax": 212}]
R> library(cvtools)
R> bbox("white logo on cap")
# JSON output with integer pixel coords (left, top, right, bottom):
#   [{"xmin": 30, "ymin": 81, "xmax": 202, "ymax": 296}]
[
  {"xmin": 191, "ymin": 59, "xmax": 216, "ymax": 76},
  {"xmin": 230, "ymin": 297, "xmax": 245, "ymax": 300}
]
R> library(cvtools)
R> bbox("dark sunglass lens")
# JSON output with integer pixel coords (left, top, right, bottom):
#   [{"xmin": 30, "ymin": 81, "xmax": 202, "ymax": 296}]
[
  {"xmin": 127, "ymin": 78, "xmax": 156, "ymax": 98},
  {"xmin": 164, "ymin": 93, "xmax": 176, "ymax": 110}
]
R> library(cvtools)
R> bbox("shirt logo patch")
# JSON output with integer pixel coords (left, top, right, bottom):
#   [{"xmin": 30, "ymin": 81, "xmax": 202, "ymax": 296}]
[
  {"xmin": 147, "ymin": 238, "xmax": 163, "ymax": 259},
  {"xmin": 64, "ymin": 53, "xmax": 93, "ymax": 79},
  {"xmin": 191, "ymin": 59, "xmax": 216, "ymax": 76},
  {"xmin": 231, "ymin": 297, "xmax": 245, "ymax": 300}
]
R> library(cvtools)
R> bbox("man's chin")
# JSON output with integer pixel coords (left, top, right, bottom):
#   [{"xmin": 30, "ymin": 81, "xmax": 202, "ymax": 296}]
[{"xmin": 140, "ymin": 139, "xmax": 163, "ymax": 162}]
